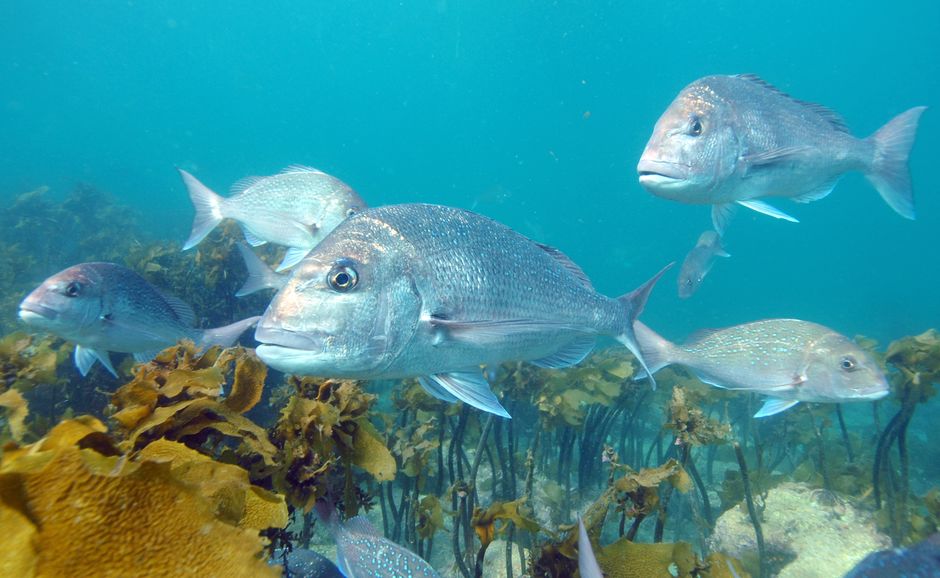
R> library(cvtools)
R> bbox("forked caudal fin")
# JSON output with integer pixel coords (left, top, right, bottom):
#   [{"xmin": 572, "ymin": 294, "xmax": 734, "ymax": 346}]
[
  {"xmin": 235, "ymin": 243, "xmax": 286, "ymax": 297},
  {"xmin": 865, "ymin": 106, "xmax": 927, "ymax": 220},
  {"xmin": 630, "ymin": 320, "xmax": 681, "ymax": 379},
  {"xmin": 178, "ymin": 168, "xmax": 226, "ymax": 250},
  {"xmin": 578, "ymin": 515, "xmax": 603, "ymax": 578},
  {"xmin": 198, "ymin": 316, "xmax": 261, "ymax": 348},
  {"xmin": 615, "ymin": 263, "xmax": 673, "ymax": 388}
]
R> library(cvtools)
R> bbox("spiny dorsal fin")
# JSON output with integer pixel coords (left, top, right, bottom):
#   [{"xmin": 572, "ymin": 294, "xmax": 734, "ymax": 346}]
[
  {"xmin": 343, "ymin": 515, "xmax": 382, "ymax": 536},
  {"xmin": 279, "ymin": 164, "xmax": 327, "ymax": 175},
  {"xmin": 230, "ymin": 175, "xmax": 264, "ymax": 195},
  {"xmin": 736, "ymin": 74, "xmax": 849, "ymax": 133},
  {"xmin": 157, "ymin": 290, "xmax": 197, "ymax": 326},
  {"xmin": 536, "ymin": 242, "xmax": 593, "ymax": 289}
]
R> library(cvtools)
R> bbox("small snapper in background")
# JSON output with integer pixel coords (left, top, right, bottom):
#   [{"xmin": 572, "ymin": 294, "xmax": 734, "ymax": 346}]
[
  {"xmin": 234, "ymin": 243, "xmax": 289, "ymax": 297},
  {"xmin": 254, "ymin": 204, "xmax": 670, "ymax": 419},
  {"xmin": 18, "ymin": 262, "xmax": 259, "ymax": 376},
  {"xmin": 637, "ymin": 74, "xmax": 926, "ymax": 234},
  {"xmin": 633, "ymin": 318, "xmax": 889, "ymax": 417},
  {"xmin": 179, "ymin": 165, "xmax": 366, "ymax": 271},
  {"xmin": 677, "ymin": 230, "xmax": 729, "ymax": 299}
]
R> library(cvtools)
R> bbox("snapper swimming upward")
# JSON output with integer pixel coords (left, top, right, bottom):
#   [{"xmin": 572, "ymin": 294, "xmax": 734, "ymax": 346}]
[
  {"xmin": 18, "ymin": 262, "xmax": 259, "ymax": 376},
  {"xmin": 677, "ymin": 230, "xmax": 729, "ymax": 299},
  {"xmin": 179, "ymin": 165, "xmax": 366, "ymax": 271},
  {"xmin": 254, "ymin": 203, "xmax": 670, "ymax": 418},
  {"xmin": 633, "ymin": 319, "xmax": 889, "ymax": 417},
  {"xmin": 637, "ymin": 74, "xmax": 926, "ymax": 234}
]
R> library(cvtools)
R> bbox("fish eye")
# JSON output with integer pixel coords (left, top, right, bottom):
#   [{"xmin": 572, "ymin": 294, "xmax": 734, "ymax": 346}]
[
  {"xmin": 689, "ymin": 117, "xmax": 703, "ymax": 137},
  {"xmin": 839, "ymin": 356, "xmax": 857, "ymax": 371},
  {"xmin": 327, "ymin": 260, "xmax": 359, "ymax": 292},
  {"xmin": 64, "ymin": 281, "xmax": 82, "ymax": 297},
  {"xmin": 345, "ymin": 207, "xmax": 359, "ymax": 218}
]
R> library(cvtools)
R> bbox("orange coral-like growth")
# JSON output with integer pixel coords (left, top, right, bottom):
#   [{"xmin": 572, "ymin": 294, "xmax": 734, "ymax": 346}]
[{"xmin": 0, "ymin": 418, "xmax": 285, "ymax": 578}]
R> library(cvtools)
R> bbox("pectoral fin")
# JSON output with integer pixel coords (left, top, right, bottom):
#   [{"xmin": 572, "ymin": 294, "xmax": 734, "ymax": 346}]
[
  {"xmin": 422, "ymin": 370, "xmax": 511, "ymax": 418},
  {"xmin": 754, "ymin": 398, "xmax": 800, "ymax": 418},
  {"xmin": 736, "ymin": 199, "xmax": 799, "ymax": 223},
  {"xmin": 74, "ymin": 346, "xmax": 117, "ymax": 377},
  {"xmin": 742, "ymin": 146, "xmax": 811, "ymax": 167},
  {"xmin": 428, "ymin": 315, "xmax": 583, "ymax": 345}
]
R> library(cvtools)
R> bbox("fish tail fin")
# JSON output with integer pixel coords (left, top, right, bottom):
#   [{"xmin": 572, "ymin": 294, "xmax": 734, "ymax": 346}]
[
  {"xmin": 631, "ymin": 320, "xmax": 679, "ymax": 379},
  {"xmin": 865, "ymin": 106, "xmax": 927, "ymax": 220},
  {"xmin": 235, "ymin": 243, "xmax": 280, "ymax": 297},
  {"xmin": 615, "ymin": 263, "xmax": 672, "ymax": 388},
  {"xmin": 179, "ymin": 168, "xmax": 226, "ymax": 250},
  {"xmin": 199, "ymin": 316, "xmax": 261, "ymax": 348}
]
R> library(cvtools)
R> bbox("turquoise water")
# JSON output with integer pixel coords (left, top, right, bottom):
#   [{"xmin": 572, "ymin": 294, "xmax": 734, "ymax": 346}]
[
  {"xmin": 3, "ymin": 1, "xmax": 936, "ymax": 341},
  {"xmin": 1, "ymin": 2, "xmax": 938, "ymax": 575}
]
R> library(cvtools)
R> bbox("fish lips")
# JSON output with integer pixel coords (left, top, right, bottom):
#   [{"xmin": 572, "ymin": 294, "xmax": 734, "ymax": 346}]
[
  {"xmin": 856, "ymin": 387, "xmax": 890, "ymax": 401},
  {"xmin": 18, "ymin": 300, "xmax": 58, "ymax": 324},
  {"xmin": 637, "ymin": 159, "xmax": 691, "ymax": 189},
  {"xmin": 254, "ymin": 324, "xmax": 325, "ymax": 351}
]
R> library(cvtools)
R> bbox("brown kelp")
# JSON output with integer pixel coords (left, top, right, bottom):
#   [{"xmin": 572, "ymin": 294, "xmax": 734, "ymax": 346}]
[{"xmin": 873, "ymin": 330, "xmax": 940, "ymax": 545}]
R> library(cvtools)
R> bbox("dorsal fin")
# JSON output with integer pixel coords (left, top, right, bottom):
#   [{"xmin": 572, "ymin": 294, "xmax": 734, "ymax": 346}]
[
  {"xmin": 686, "ymin": 328, "xmax": 722, "ymax": 344},
  {"xmin": 736, "ymin": 74, "xmax": 849, "ymax": 133},
  {"xmin": 157, "ymin": 290, "xmax": 197, "ymax": 326},
  {"xmin": 343, "ymin": 515, "xmax": 382, "ymax": 536},
  {"xmin": 536, "ymin": 243, "xmax": 593, "ymax": 289},
  {"xmin": 279, "ymin": 164, "xmax": 326, "ymax": 175},
  {"xmin": 230, "ymin": 175, "xmax": 264, "ymax": 195}
]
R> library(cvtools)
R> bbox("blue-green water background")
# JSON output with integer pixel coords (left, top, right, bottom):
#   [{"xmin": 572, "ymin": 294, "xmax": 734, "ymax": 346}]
[{"xmin": 1, "ymin": 0, "xmax": 937, "ymax": 344}]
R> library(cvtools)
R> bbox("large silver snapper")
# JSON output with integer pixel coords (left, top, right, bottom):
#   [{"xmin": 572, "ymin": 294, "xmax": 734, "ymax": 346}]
[
  {"xmin": 637, "ymin": 74, "xmax": 926, "ymax": 234},
  {"xmin": 254, "ymin": 204, "xmax": 669, "ymax": 418},
  {"xmin": 18, "ymin": 262, "xmax": 260, "ymax": 376},
  {"xmin": 677, "ymin": 230, "xmax": 729, "ymax": 299},
  {"xmin": 179, "ymin": 165, "xmax": 366, "ymax": 271},
  {"xmin": 633, "ymin": 319, "xmax": 889, "ymax": 417}
]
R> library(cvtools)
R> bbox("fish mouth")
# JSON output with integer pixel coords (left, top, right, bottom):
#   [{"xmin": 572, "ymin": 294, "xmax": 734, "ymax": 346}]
[
  {"xmin": 637, "ymin": 159, "xmax": 689, "ymax": 186},
  {"xmin": 254, "ymin": 324, "xmax": 325, "ymax": 352},
  {"xmin": 857, "ymin": 387, "xmax": 890, "ymax": 401},
  {"xmin": 18, "ymin": 302, "xmax": 58, "ymax": 323}
]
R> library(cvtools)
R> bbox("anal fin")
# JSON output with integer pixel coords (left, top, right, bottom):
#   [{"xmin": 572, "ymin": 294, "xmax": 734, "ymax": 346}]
[
  {"xmin": 792, "ymin": 178, "xmax": 839, "ymax": 204},
  {"xmin": 276, "ymin": 246, "xmax": 311, "ymax": 271},
  {"xmin": 240, "ymin": 225, "xmax": 267, "ymax": 247},
  {"xmin": 711, "ymin": 203, "xmax": 737, "ymax": 236},
  {"xmin": 754, "ymin": 398, "xmax": 800, "ymax": 418},
  {"xmin": 531, "ymin": 334, "xmax": 595, "ymax": 369}
]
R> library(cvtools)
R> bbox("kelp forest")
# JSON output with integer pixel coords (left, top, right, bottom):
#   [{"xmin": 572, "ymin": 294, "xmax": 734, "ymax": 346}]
[{"xmin": 1, "ymin": 185, "xmax": 938, "ymax": 577}]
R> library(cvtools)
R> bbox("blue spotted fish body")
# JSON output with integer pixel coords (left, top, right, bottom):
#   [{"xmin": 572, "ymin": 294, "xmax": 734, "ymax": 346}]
[
  {"xmin": 633, "ymin": 319, "xmax": 889, "ymax": 417},
  {"xmin": 331, "ymin": 515, "xmax": 440, "ymax": 578}
]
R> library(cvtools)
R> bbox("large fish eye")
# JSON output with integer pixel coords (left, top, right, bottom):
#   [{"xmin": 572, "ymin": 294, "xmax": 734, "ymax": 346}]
[
  {"xmin": 64, "ymin": 281, "xmax": 82, "ymax": 298},
  {"xmin": 689, "ymin": 117, "xmax": 703, "ymax": 137},
  {"xmin": 839, "ymin": 356, "xmax": 857, "ymax": 371},
  {"xmin": 345, "ymin": 206, "xmax": 359, "ymax": 218},
  {"xmin": 327, "ymin": 260, "xmax": 359, "ymax": 292}
]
